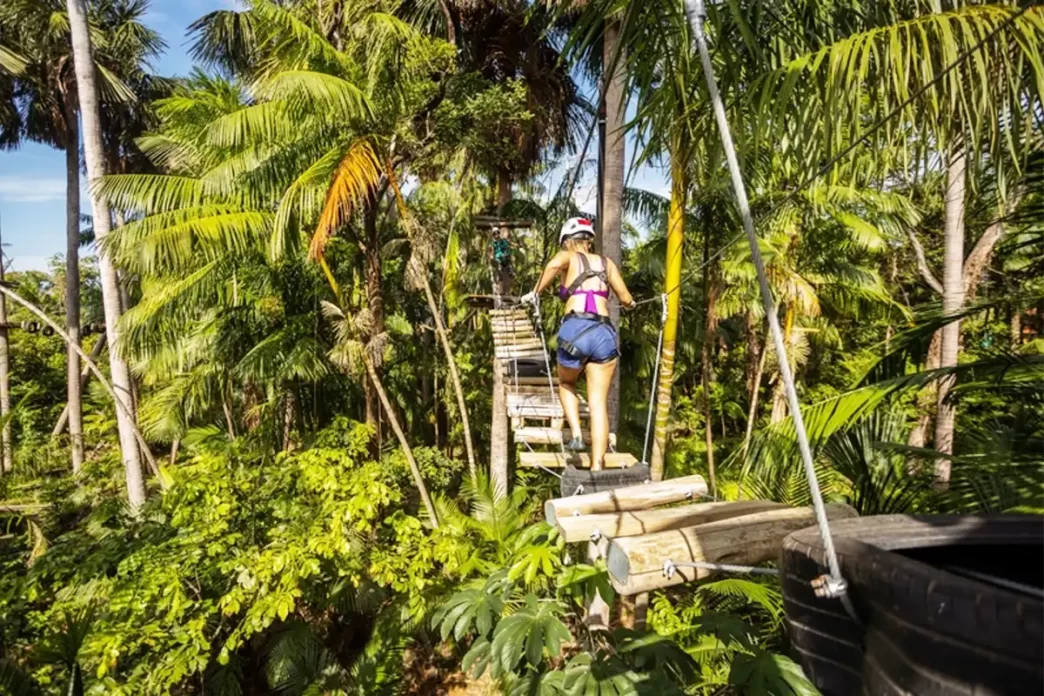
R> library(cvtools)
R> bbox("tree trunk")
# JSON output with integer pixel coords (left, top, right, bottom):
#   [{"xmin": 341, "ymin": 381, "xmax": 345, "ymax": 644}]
[
  {"xmin": 602, "ymin": 18, "xmax": 626, "ymax": 434},
  {"xmin": 908, "ymin": 329, "xmax": 941, "ymax": 450},
  {"xmin": 934, "ymin": 149, "xmax": 966, "ymax": 485},
  {"xmin": 490, "ymin": 366, "xmax": 509, "ymax": 496},
  {"xmin": 649, "ymin": 148, "xmax": 685, "ymax": 481},
  {"xmin": 420, "ymin": 278, "xmax": 478, "ymax": 484},
  {"xmin": 363, "ymin": 352, "xmax": 438, "ymax": 527},
  {"xmin": 66, "ymin": 0, "xmax": 146, "ymax": 510},
  {"xmin": 490, "ymin": 174, "xmax": 512, "ymax": 497},
  {"xmin": 0, "ymin": 225, "xmax": 10, "ymax": 474},
  {"xmin": 383, "ymin": 164, "xmax": 478, "ymax": 486},
  {"xmin": 700, "ymin": 235, "xmax": 718, "ymax": 496},
  {"xmin": 770, "ymin": 306, "xmax": 794, "ymax": 423},
  {"xmin": 0, "ymin": 285, "xmax": 160, "ymax": 484},
  {"xmin": 53, "ymin": 334, "xmax": 106, "ymax": 436},
  {"xmin": 112, "ymin": 217, "xmax": 139, "ymax": 416},
  {"xmin": 61, "ymin": 94, "xmax": 84, "ymax": 473},
  {"xmin": 740, "ymin": 323, "xmax": 770, "ymax": 462},
  {"xmin": 363, "ymin": 201, "xmax": 383, "ymax": 435}
]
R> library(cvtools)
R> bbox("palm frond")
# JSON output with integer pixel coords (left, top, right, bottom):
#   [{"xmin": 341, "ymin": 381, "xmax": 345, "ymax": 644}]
[{"xmin": 310, "ymin": 140, "xmax": 381, "ymax": 262}]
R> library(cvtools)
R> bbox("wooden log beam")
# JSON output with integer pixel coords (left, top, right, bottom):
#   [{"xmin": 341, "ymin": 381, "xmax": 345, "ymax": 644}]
[
  {"xmin": 606, "ymin": 503, "xmax": 858, "ymax": 595},
  {"xmin": 518, "ymin": 452, "xmax": 637, "ymax": 469},
  {"xmin": 544, "ymin": 475, "xmax": 708, "ymax": 524},
  {"xmin": 554, "ymin": 500, "xmax": 789, "ymax": 543}
]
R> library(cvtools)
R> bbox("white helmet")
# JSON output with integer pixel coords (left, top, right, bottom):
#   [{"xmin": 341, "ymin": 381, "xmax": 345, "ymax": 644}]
[{"xmin": 559, "ymin": 217, "xmax": 595, "ymax": 244}]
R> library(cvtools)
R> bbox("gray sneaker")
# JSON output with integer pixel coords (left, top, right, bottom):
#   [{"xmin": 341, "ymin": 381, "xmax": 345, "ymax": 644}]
[{"xmin": 566, "ymin": 436, "xmax": 585, "ymax": 452}]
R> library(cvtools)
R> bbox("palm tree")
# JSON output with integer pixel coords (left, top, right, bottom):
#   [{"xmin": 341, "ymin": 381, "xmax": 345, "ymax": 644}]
[
  {"xmin": 186, "ymin": 1, "xmax": 488, "ymax": 475},
  {"xmin": 0, "ymin": 226, "xmax": 11, "ymax": 473},
  {"xmin": 324, "ymin": 300, "xmax": 439, "ymax": 526},
  {"xmin": 750, "ymin": 1, "xmax": 1044, "ymax": 482},
  {"xmin": 1, "ymin": 0, "xmax": 161, "ymax": 474},
  {"xmin": 66, "ymin": 0, "xmax": 145, "ymax": 508},
  {"xmin": 601, "ymin": 15, "xmax": 626, "ymax": 430}
]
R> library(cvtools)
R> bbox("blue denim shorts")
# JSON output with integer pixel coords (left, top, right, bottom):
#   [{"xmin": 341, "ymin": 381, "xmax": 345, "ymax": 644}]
[{"xmin": 557, "ymin": 315, "xmax": 619, "ymax": 369}]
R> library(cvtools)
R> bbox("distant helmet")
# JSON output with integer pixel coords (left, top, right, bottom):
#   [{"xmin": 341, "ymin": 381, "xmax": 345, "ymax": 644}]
[{"xmin": 559, "ymin": 217, "xmax": 595, "ymax": 244}]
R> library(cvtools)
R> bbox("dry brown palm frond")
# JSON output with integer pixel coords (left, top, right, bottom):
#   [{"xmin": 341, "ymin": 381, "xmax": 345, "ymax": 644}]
[{"xmin": 310, "ymin": 139, "xmax": 381, "ymax": 262}]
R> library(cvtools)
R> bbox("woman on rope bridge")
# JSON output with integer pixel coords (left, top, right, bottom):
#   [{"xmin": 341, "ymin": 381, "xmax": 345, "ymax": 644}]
[{"xmin": 520, "ymin": 217, "xmax": 635, "ymax": 469}]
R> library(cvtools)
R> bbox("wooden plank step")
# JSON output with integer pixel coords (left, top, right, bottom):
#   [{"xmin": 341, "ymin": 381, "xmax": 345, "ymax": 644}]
[
  {"xmin": 508, "ymin": 393, "xmax": 585, "ymax": 405},
  {"xmin": 490, "ymin": 333, "xmax": 538, "ymax": 342},
  {"xmin": 507, "ymin": 395, "xmax": 587, "ymax": 418},
  {"xmin": 495, "ymin": 339, "xmax": 544, "ymax": 350},
  {"xmin": 497, "ymin": 351, "xmax": 545, "ymax": 361},
  {"xmin": 509, "ymin": 375, "xmax": 558, "ymax": 385},
  {"xmin": 494, "ymin": 341, "xmax": 540, "ymax": 351},
  {"xmin": 489, "ymin": 309, "xmax": 530, "ymax": 318},
  {"xmin": 491, "ymin": 318, "xmax": 535, "ymax": 326},
  {"xmin": 514, "ymin": 427, "xmax": 591, "ymax": 446},
  {"xmin": 491, "ymin": 326, "xmax": 536, "ymax": 335},
  {"xmin": 504, "ymin": 386, "xmax": 557, "ymax": 396},
  {"xmin": 519, "ymin": 452, "xmax": 639, "ymax": 469}
]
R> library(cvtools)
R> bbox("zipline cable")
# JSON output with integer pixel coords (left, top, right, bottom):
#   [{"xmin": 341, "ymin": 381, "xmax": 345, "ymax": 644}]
[
  {"xmin": 685, "ymin": 0, "xmax": 847, "ymax": 599},
  {"xmin": 632, "ymin": 1, "xmax": 1033, "ymax": 307}
]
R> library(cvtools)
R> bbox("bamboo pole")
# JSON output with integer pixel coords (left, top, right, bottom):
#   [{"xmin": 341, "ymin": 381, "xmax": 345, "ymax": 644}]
[{"xmin": 649, "ymin": 147, "xmax": 686, "ymax": 481}]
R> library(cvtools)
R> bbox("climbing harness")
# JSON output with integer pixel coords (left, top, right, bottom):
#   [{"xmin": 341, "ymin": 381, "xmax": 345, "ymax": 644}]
[
  {"xmin": 561, "ymin": 253, "xmax": 610, "ymax": 314},
  {"xmin": 641, "ymin": 294, "xmax": 668, "ymax": 466},
  {"xmin": 685, "ymin": 0, "xmax": 850, "ymax": 602},
  {"xmin": 558, "ymin": 313, "xmax": 617, "ymax": 364}
]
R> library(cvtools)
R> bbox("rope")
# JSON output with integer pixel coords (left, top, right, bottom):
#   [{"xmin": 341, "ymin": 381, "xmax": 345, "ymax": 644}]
[
  {"xmin": 686, "ymin": 0, "xmax": 847, "ymax": 599},
  {"xmin": 641, "ymin": 293, "xmax": 668, "ymax": 465},
  {"xmin": 531, "ymin": 299, "xmax": 568, "ymax": 457},
  {"xmin": 663, "ymin": 559, "xmax": 779, "ymax": 579},
  {"xmin": 633, "ymin": 1, "xmax": 1033, "ymax": 309}
]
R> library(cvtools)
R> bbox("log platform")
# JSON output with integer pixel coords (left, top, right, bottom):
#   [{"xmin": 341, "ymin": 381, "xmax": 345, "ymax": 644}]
[
  {"xmin": 606, "ymin": 503, "xmax": 858, "ymax": 595},
  {"xmin": 542, "ymin": 476, "xmax": 859, "ymax": 594}
]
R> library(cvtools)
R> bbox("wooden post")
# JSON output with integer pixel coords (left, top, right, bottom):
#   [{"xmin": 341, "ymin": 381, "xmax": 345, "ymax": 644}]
[{"xmin": 606, "ymin": 504, "xmax": 857, "ymax": 595}]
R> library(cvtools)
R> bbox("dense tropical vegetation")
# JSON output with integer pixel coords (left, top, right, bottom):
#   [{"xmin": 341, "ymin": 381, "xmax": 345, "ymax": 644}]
[{"xmin": 0, "ymin": 0, "xmax": 1041, "ymax": 693}]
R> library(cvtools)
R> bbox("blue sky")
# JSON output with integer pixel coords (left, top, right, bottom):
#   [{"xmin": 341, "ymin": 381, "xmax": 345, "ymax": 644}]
[{"xmin": 0, "ymin": 0, "xmax": 667, "ymax": 271}]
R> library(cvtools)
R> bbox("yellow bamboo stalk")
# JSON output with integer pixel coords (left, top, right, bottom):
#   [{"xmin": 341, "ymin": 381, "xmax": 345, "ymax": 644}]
[{"xmin": 649, "ymin": 148, "xmax": 686, "ymax": 481}]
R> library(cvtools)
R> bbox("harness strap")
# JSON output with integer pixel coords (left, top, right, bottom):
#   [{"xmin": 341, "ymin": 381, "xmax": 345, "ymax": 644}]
[
  {"xmin": 558, "ymin": 313, "xmax": 618, "ymax": 364},
  {"xmin": 565, "ymin": 253, "xmax": 609, "ymax": 295}
]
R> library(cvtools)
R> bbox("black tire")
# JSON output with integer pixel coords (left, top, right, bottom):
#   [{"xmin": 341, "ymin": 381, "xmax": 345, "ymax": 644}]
[
  {"xmin": 559, "ymin": 463, "xmax": 651, "ymax": 497},
  {"xmin": 781, "ymin": 514, "xmax": 1043, "ymax": 696}
]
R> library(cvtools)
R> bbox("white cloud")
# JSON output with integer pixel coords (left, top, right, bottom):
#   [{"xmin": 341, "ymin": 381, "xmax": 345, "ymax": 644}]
[{"xmin": 0, "ymin": 177, "xmax": 65, "ymax": 203}]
